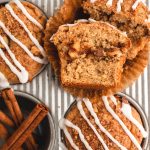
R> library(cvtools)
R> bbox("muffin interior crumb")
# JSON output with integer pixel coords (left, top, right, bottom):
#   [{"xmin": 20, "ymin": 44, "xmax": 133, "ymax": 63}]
[{"xmin": 52, "ymin": 21, "xmax": 131, "ymax": 88}]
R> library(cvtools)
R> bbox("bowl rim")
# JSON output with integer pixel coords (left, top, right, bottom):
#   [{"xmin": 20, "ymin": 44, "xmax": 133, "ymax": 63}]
[
  {"xmin": 60, "ymin": 92, "xmax": 149, "ymax": 150},
  {"xmin": 10, "ymin": 90, "xmax": 56, "ymax": 150}
]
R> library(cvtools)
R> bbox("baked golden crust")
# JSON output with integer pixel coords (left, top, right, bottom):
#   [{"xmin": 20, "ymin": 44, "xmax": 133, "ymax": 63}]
[
  {"xmin": 0, "ymin": 1, "xmax": 47, "ymax": 84},
  {"xmin": 82, "ymin": 0, "xmax": 150, "ymax": 60},
  {"xmin": 64, "ymin": 95, "xmax": 143, "ymax": 150}
]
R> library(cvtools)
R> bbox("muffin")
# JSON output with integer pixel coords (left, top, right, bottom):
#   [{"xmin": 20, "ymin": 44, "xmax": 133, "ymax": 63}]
[
  {"xmin": 60, "ymin": 95, "xmax": 148, "ymax": 150},
  {"xmin": 0, "ymin": 0, "xmax": 47, "ymax": 84},
  {"xmin": 51, "ymin": 20, "xmax": 131, "ymax": 89},
  {"xmin": 44, "ymin": 0, "xmax": 149, "ymax": 96},
  {"xmin": 82, "ymin": 0, "xmax": 150, "ymax": 60}
]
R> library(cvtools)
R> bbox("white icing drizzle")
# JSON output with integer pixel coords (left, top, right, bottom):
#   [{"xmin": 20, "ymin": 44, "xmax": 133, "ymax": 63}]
[
  {"xmin": 106, "ymin": 0, "xmax": 113, "ymax": 7},
  {"xmin": 90, "ymin": 0, "xmax": 97, "ymax": 3},
  {"xmin": 117, "ymin": 0, "xmax": 123, "ymax": 13},
  {"xmin": 59, "ymin": 118, "xmax": 92, "ymax": 150},
  {"xmin": 88, "ymin": 18, "xmax": 96, "ymax": 22},
  {"xmin": 0, "ymin": 48, "xmax": 28, "ymax": 84},
  {"xmin": 5, "ymin": 4, "xmax": 46, "ymax": 58},
  {"xmin": 132, "ymin": 0, "xmax": 146, "ymax": 10},
  {"xmin": 77, "ymin": 100, "xmax": 109, "ymax": 150},
  {"xmin": 50, "ymin": 34, "xmax": 54, "ymax": 41},
  {"xmin": 102, "ymin": 96, "xmax": 142, "ymax": 150},
  {"xmin": 12, "ymin": 0, "xmax": 43, "ymax": 29},
  {"xmin": 82, "ymin": 98, "xmax": 127, "ymax": 150},
  {"xmin": 76, "ymin": 19, "xmax": 90, "ymax": 23},
  {"xmin": 61, "ymin": 19, "xmax": 89, "ymax": 27},
  {"xmin": 59, "ymin": 119, "xmax": 79, "ymax": 150},
  {"xmin": 60, "ymin": 23, "xmax": 78, "ymax": 27},
  {"xmin": 0, "ymin": 72, "xmax": 10, "ymax": 89},
  {"xmin": 110, "ymin": 96, "xmax": 117, "ymax": 105},
  {"xmin": 0, "ymin": 21, "xmax": 47, "ymax": 64},
  {"xmin": 121, "ymin": 103, "xmax": 148, "ymax": 138},
  {"xmin": 106, "ymin": 0, "xmax": 146, "ymax": 12},
  {"xmin": 0, "ymin": 35, "xmax": 28, "ymax": 83}
]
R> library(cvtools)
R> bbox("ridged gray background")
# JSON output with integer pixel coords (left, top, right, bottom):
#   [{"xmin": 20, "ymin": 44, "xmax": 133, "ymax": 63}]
[{"xmin": 10, "ymin": 0, "xmax": 150, "ymax": 149}]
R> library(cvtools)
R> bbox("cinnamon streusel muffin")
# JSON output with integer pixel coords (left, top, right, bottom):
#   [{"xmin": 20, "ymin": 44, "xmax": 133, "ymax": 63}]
[
  {"xmin": 60, "ymin": 95, "xmax": 148, "ymax": 150},
  {"xmin": 83, "ymin": 0, "xmax": 150, "ymax": 60},
  {"xmin": 52, "ymin": 20, "xmax": 131, "ymax": 89},
  {"xmin": 0, "ymin": 0, "xmax": 47, "ymax": 84}
]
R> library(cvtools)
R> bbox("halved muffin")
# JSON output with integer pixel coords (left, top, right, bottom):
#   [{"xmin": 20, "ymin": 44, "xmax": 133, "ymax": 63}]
[
  {"xmin": 83, "ymin": 0, "xmax": 150, "ymax": 60},
  {"xmin": 52, "ymin": 20, "xmax": 131, "ymax": 89}
]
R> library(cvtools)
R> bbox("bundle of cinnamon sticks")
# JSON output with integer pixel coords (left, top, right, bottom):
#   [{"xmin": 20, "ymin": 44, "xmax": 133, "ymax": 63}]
[{"xmin": 0, "ymin": 88, "xmax": 48, "ymax": 150}]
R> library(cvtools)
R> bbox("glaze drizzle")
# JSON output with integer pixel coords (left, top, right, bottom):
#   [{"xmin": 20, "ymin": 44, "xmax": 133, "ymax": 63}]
[
  {"xmin": 106, "ymin": 0, "xmax": 113, "ymax": 7},
  {"xmin": 132, "ymin": 0, "xmax": 146, "ymax": 10},
  {"xmin": 77, "ymin": 100, "xmax": 109, "ymax": 150},
  {"xmin": 78, "ymin": 99, "xmax": 127, "ymax": 150},
  {"xmin": 60, "ymin": 118, "xmax": 92, "ymax": 150},
  {"xmin": 12, "ymin": 0, "xmax": 43, "ymax": 29},
  {"xmin": 121, "ymin": 102, "xmax": 148, "ymax": 138},
  {"xmin": 5, "ymin": 4, "xmax": 47, "ymax": 57},
  {"xmin": 0, "ymin": 21, "xmax": 47, "ymax": 64},
  {"xmin": 117, "ymin": 0, "xmax": 124, "ymax": 13},
  {"xmin": 102, "ymin": 96, "xmax": 143, "ymax": 150},
  {"xmin": 0, "ymin": 35, "xmax": 28, "ymax": 83},
  {"xmin": 90, "ymin": 0, "xmax": 146, "ymax": 12},
  {"xmin": 90, "ymin": 0, "xmax": 97, "ymax": 3},
  {"xmin": 0, "ymin": 72, "xmax": 10, "ymax": 88}
]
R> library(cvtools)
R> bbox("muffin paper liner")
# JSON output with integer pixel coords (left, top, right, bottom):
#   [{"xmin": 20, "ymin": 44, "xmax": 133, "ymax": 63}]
[{"xmin": 44, "ymin": 0, "xmax": 149, "ymax": 98}]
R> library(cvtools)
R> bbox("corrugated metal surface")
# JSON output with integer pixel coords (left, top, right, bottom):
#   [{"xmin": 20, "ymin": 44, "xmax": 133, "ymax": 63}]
[{"xmin": 11, "ymin": 0, "xmax": 150, "ymax": 149}]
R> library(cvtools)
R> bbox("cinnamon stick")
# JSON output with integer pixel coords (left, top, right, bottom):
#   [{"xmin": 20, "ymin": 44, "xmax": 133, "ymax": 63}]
[
  {"xmin": 0, "ymin": 123, "xmax": 8, "ymax": 139},
  {"xmin": 1, "ymin": 89, "xmax": 37, "ymax": 150},
  {"xmin": 1, "ymin": 104, "xmax": 48, "ymax": 150},
  {"xmin": 0, "ymin": 111, "xmax": 14, "ymax": 127},
  {"xmin": 1, "ymin": 89, "xmax": 23, "ymax": 126}
]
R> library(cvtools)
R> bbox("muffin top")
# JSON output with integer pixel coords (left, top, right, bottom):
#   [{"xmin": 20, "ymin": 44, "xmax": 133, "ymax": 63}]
[
  {"xmin": 60, "ymin": 95, "xmax": 148, "ymax": 150},
  {"xmin": 52, "ymin": 20, "xmax": 131, "ymax": 59},
  {"xmin": 83, "ymin": 0, "xmax": 150, "ymax": 24},
  {"xmin": 0, "ymin": 0, "xmax": 47, "ymax": 84},
  {"xmin": 83, "ymin": 0, "xmax": 150, "ymax": 60}
]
